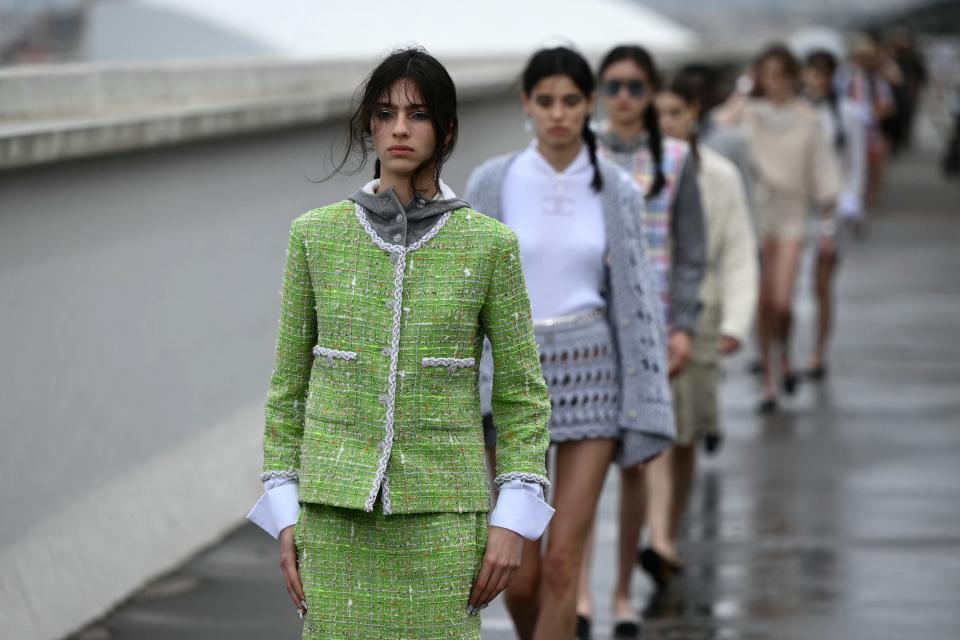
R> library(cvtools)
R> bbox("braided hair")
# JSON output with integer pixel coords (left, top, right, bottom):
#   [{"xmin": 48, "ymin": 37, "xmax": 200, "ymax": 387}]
[
  {"xmin": 599, "ymin": 45, "xmax": 666, "ymax": 200},
  {"xmin": 522, "ymin": 47, "xmax": 604, "ymax": 192}
]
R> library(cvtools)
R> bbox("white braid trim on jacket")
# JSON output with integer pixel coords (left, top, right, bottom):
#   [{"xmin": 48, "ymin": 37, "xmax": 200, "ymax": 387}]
[
  {"xmin": 259, "ymin": 470, "xmax": 299, "ymax": 482},
  {"xmin": 495, "ymin": 472, "xmax": 551, "ymax": 490},
  {"xmin": 422, "ymin": 356, "xmax": 476, "ymax": 373},
  {"xmin": 354, "ymin": 203, "xmax": 452, "ymax": 514}
]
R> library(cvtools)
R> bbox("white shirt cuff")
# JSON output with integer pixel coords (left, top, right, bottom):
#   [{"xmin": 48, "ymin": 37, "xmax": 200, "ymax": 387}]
[
  {"xmin": 246, "ymin": 478, "xmax": 300, "ymax": 539},
  {"xmin": 489, "ymin": 480, "xmax": 555, "ymax": 540}
]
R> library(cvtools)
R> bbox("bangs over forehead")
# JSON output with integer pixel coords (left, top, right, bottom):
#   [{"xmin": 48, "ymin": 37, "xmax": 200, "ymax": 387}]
[{"xmin": 375, "ymin": 78, "xmax": 427, "ymax": 108}]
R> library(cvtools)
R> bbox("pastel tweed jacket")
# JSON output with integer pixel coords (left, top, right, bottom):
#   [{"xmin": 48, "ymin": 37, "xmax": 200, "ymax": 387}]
[{"xmin": 261, "ymin": 200, "xmax": 551, "ymax": 515}]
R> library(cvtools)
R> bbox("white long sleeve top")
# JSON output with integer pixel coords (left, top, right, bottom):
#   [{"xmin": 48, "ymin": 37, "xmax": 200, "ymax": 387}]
[{"xmin": 501, "ymin": 141, "xmax": 607, "ymax": 321}]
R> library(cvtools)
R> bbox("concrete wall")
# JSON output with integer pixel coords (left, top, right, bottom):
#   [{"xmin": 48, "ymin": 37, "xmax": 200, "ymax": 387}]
[
  {"xmin": 0, "ymin": 83, "xmax": 524, "ymax": 639},
  {"xmin": 0, "ymin": 57, "xmax": 524, "ymax": 169}
]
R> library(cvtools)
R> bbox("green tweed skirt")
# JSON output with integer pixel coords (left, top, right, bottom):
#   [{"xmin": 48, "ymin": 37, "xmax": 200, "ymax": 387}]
[{"xmin": 295, "ymin": 501, "xmax": 487, "ymax": 639}]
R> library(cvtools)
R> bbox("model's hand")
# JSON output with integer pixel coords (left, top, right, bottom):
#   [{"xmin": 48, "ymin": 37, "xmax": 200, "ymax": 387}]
[
  {"xmin": 718, "ymin": 335, "xmax": 741, "ymax": 355},
  {"xmin": 668, "ymin": 330, "xmax": 692, "ymax": 377},
  {"xmin": 468, "ymin": 526, "xmax": 523, "ymax": 611},
  {"xmin": 279, "ymin": 525, "xmax": 306, "ymax": 617}
]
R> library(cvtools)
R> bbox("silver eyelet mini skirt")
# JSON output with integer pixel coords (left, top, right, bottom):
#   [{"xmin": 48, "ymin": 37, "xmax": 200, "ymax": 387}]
[{"xmin": 482, "ymin": 307, "xmax": 620, "ymax": 448}]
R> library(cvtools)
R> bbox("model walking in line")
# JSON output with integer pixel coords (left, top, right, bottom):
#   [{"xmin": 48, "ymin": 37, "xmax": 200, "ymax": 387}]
[
  {"xmin": 639, "ymin": 68, "xmax": 758, "ymax": 593},
  {"xmin": 576, "ymin": 44, "xmax": 706, "ymax": 638},
  {"xmin": 802, "ymin": 50, "xmax": 867, "ymax": 381},
  {"xmin": 246, "ymin": 48, "xmax": 555, "ymax": 640},
  {"xmin": 466, "ymin": 46, "xmax": 675, "ymax": 640},
  {"xmin": 672, "ymin": 63, "xmax": 758, "ymax": 456},
  {"xmin": 716, "ymin": 44, "xmax": 839, "ymax": 413}
]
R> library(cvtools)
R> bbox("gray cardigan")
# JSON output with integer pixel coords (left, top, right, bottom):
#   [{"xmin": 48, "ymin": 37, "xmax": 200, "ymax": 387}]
[{"xmin": 465, "ymin": 153, "xmax": 676, "ymax": 467}]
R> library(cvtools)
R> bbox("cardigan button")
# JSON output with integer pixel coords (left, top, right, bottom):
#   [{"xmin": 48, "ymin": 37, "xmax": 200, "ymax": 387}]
[
  {"xmin": 392, "ymin": 233, "xmax": 402, "ymax": 243},
  {"xmin": 382, "ymin": 347, "xmax": 391, "ymax": 357},
  {"xmin": 628, "ymin": 368, "xmax": 637, "ymax": 375},
  {"xmin": 629, "ymin": 410, "xmax": 638, "ymax": 418},
  {"xmin": 378, "ymin": 394, "xmax": 388, "ymax": 405}
]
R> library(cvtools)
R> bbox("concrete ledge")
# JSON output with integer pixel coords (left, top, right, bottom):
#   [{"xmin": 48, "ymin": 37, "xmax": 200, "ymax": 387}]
[
  {"xmin": 0, "ymin": 58, "xmax": 524, "ymax": 170},
  {"xmin": 0, "ymin": 404, "xmax": 264, "ymax": 640}
]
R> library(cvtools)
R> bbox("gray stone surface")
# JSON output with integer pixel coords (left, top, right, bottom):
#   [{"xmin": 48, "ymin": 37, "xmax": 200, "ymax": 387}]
[
  {"xmin": 0, "ymin": 58, "xmax": 523, "ymax": 169},
  {"xmin": 67, "ymin": 149, "xmax": 960, "ymax": 639}
]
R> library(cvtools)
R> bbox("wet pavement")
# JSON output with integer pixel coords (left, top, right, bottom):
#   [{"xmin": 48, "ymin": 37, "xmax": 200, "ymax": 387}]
[{"xmin": 72, "ymin": 151, "xmax": 960, "ymax": 640}]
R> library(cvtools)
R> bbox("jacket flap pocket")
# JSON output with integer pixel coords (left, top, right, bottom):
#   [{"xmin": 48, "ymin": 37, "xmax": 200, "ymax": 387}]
[
  {"xmin": 421, "ymin": 356, "xmax": 476, "ymax": 373},
  {"xmin": 313, "ymin": 345, "xmax": 358, "ymax": 365}
]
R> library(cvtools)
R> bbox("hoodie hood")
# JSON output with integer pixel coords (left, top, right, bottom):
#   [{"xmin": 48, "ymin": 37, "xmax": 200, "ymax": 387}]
[{"xmin": 348, "ymin": 179, "xmax": 469, "ymax": 247}]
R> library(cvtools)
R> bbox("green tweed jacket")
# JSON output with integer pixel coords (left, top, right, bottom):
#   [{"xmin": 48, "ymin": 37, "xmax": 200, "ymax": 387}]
[{"xmin": 261, "ymin": 200, "xmax": 551, "ymax": 515}]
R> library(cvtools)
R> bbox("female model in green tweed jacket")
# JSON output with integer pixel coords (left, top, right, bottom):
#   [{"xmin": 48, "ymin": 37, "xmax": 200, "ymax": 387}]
[{"xmin": 246, "ymin": 49, "xmax": 553, "ymax": 640}]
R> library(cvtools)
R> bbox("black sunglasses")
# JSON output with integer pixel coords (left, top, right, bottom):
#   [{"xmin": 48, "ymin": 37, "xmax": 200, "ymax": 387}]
[{"xmin": 603, "ymin": 79, "xmax": 646, "ymax": 98}]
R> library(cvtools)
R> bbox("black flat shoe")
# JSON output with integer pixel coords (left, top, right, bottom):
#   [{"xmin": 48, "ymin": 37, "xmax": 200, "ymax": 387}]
[
  {"xmin": 575, "ymin": 614, "xmax": 592, "ymax": 640},
  {"xmin": 637, "ymin": 547, "xmax": 679, "ymax": 588},
  {"xmin": 613, "ymin": 619, "xmax": 642, "ymax": 638},
  {"xmin": 782, "ymin": 372, "xmax": 799, "ymax": 395},
  {"xmin": 703, "ymin": 432, "xmax": 724, "ymax": 456},
  {"xmin": 757, "ymin": 397, "xmax": 778, "ymax": 414},
  {"xmin": 805, "ymin": 365, "xmax": 828, "ymax": 381}
]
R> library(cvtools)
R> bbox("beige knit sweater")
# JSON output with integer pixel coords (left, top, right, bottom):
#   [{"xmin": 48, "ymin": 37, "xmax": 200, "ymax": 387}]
[{"xmin": 694, "ymin": 146, "xmax": 759, "ymax": 350}]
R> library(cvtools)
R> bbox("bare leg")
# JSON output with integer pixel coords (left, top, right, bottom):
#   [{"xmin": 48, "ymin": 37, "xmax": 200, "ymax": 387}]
[
  {"xmin": 533, "ymin": 439, "xmax": 617, "ymax": 640},
  {"xmin": 645, "ymin": 448, "xmax": 679, "ymax": 562},
  {"xmin": 669, "ymin": 444, "xmax": 697, "ymax": 542},
  {"xmin": 505, "ymin": 538, "xmax": 543, "ymax": 640},
  {"xmin": 757, "ymin": 239, "xmax": 778, "ymax": 401},
  {"xmin": 811, "ymin": 249, "xmax": 837, "ymax": 371},
  {"xmin": 612, "ymin": 464, "xmax": 645, "ymax": 621},
  {"xmin": 768, "ymin": 239, "xmax": 805, "ymax": 382},
  {"xmin": 576, "ymin": 525, "xmax": 594, "ymax": 619}
]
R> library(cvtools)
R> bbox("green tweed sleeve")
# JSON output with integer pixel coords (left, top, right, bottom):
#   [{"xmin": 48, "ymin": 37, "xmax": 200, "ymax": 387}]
[
  {"xmin": 480, "ymin": 230, "xmax": 551, "ymax": 489},
  {"xmin": 261, "ymin": 218, "xmax": 316, "ymax": 481}
]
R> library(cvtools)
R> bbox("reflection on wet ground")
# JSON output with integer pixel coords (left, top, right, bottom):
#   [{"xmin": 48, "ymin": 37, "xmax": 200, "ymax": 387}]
[{"xmin": 72, "ymin": 156, "xmax": 960, "ymax": 640}]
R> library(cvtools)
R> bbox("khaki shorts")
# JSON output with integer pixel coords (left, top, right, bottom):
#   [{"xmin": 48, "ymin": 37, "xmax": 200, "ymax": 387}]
[
  {"xmin": 671, "ymin": 305, "xmax": 722, "ymax": 446},
  {"xmin": 755, "ymin": 184, "xmax": 808, "ymax": 242}
]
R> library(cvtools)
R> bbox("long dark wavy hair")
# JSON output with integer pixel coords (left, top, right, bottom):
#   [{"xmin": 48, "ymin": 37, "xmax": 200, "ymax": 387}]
[
  {"xmin": 326, "ymin": 47, "xmax": 458, "ymax": 195},
  {"xmin": 522, "ymin": 46, "xmax": 603, "ymax": 192},
  {"xmin": 598, "ymin": 45, "xmax": 666, "ymax": 199}
]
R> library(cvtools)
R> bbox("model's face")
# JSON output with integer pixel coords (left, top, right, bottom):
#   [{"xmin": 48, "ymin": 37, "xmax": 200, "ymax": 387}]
[
  {"xmin": 802, "ymin": 66, "xmax": 831, "ymax": 100},
  {"xmin": 655, "ymin": 91, "xmax": 698, "ymax": 141},
  {"xmin": 757, "ymin": 57, "xmax": 795, "ymax": 102},
  {"xmin": 600, "ymin": 59, "xmax": 652, "ymax": 128},
  {"xmin": 522, "ymin": 74, "xmax": 594, "ymax": 151},
  {"xmin": 371, "ymin": 79, "xmax": 437, "ymax": 181}
]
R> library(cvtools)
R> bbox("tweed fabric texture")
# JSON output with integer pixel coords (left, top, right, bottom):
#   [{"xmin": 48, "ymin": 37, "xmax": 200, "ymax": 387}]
[
  {"xmin": 466, "ymin": 155, "xmax": 675, "ymax": 467},
  {"xmin": 295, "ymin": 502, "xmax": 486, "ymax": 639},
  {"xmin": 262, "ymin": 201, "xmax": 550, "ymax": 514}
]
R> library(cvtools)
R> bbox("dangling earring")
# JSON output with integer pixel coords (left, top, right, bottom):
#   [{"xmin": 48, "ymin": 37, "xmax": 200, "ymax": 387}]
[{"xmin": 524, "ymin": 117, "xmax": 533, "ymax": 133}]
